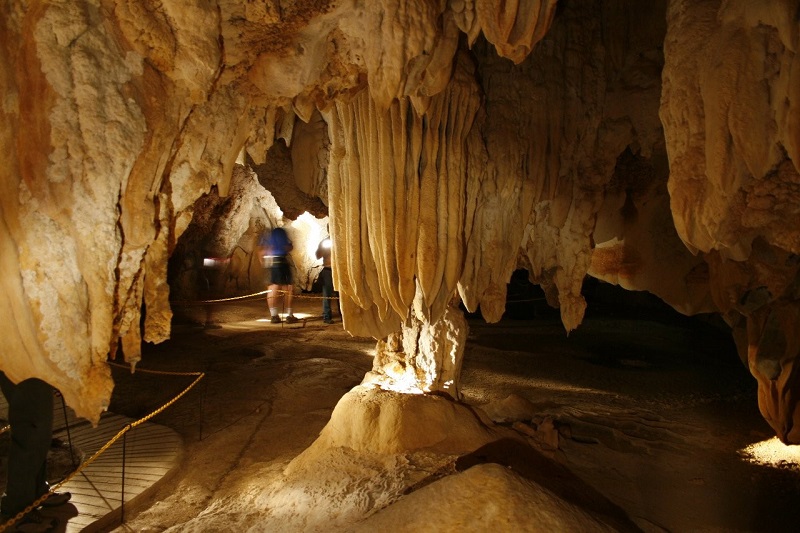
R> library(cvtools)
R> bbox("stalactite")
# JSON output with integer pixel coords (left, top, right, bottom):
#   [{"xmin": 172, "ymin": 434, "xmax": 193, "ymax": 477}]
[
  {"xmin": 472, "ymin": 0, "xmax": 558, "ymax": 63},
  {"xmin": 746, "ymin": 303, "xmax": 800, "ymax": 444},
  {"xmin": 325, "ymin": 53, "xmax": 480, "ymax": 338},
  {"xmin": 364, "ymin": 0, "xmax": 458, "ymax": 110}
]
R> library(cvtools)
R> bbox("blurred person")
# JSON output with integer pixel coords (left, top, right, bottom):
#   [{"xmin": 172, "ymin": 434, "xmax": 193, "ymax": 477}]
[
  {"xmin": 259, "ymin": 227, "xmax": 297, "ymax": 324},
  {"xmin": 0, "ymin": 372, "xmax": 71, "ymax": 531},
  {"xmin": 315, "ymin": 235, "xmax": 335, "ymax": 324}
]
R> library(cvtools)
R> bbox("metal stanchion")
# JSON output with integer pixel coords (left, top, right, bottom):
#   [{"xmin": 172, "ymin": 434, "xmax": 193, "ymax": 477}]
[
  {"xmin": 121, "ymin": 430, "xmax": 127, "ymax": 524},
  {"xmin": 199, "ymin": 377, "xmax": 207, "ymax": 441},
  {"xmin": 59, "ymin": 393, "xmax": 78, "ymax": 469}
]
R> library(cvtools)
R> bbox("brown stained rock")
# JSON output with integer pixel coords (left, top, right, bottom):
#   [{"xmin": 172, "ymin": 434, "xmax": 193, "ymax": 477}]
[
  {"xmin": 250, "ymin": 140, "xmax": 327, "ymax": 221},
  {"xmin": 747, "ymin": 303, "xmax": 800, "ymax": 444},
  {"xmin": 705, "ymin": 242, "xmax": 800, "ymax": 442},
  {"xmin": 662, "ymin": 0, "xmax": 800, "ymax": 261}
]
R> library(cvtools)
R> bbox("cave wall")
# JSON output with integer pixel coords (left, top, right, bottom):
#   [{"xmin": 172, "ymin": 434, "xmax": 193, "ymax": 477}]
[
  {"xmin": 660, "ymin": 0, "xmax": 800, "ymax": 442},
  {"xmin": 1, "ymin": 0, "xmax": 799, "ymax": 442},
  {"xmin": 0, "ymin": 0, "xmax": 223, "ymax": 419},
  {"xmin": 168, "ymin": 164, "xmax": 281, "ymax": 305}
]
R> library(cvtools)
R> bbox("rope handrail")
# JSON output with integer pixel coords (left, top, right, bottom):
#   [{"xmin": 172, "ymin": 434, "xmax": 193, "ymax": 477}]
[
  {"xmin": 171, "ymin": 288, "xmax": 340, "ymax": 305},
  {"xmin": 172, "ymin": 289, "xmax": 546, "ymax": 306},
  {"xmin": 0, "ymin": 367, "xmax": 204, "ymax": 532}
]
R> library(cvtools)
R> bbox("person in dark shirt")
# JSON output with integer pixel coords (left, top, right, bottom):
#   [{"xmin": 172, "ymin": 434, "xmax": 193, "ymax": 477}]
[
  {"xmin": 315, "ymin": 236, "xmax": 334, "ymax": 324},
  {"xmin": 260, "ymin": 227, "xmax": 297, "ymax": 324}
]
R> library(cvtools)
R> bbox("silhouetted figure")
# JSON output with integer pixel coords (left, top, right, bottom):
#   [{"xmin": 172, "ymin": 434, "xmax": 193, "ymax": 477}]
[
  {"xmin": 199, "ymin": 267, "xmax": 215, "ymax": 327},
  {"xmin": 316, "ymin": 236, "xmax": 335, "ymax": 324},
  {"xmin": 198, "ymin": 256, "xmax": 229, "ymax": 328},
  {"xmin": 0, "ymin": 372, "xmax": 71, "ymax": 530},
  {"xmin": 260, "ymin": 227, "xmax": 297, "ymax": 324}
]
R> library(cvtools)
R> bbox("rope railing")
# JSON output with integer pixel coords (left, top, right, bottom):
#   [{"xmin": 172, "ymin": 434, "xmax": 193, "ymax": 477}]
[
  {"xmin": 0, "ymin": 365, "xmax": 204, "ymax": 533},
  {"xmin": 173, "ymin": 289, "xmax": 545, "ymax": 306},
  {"xmin": 171, "ymin": 288, "xmax": 340, "ymax": 305}
]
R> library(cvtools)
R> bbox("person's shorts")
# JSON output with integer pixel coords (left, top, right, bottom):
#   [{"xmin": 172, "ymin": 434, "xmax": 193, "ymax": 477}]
[{"xmin": 270, "ymin": 256, "xmax": 292, "ymax": 285}]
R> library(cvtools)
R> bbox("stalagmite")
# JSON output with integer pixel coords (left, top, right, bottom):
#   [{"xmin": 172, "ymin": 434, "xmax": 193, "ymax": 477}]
[{"xmin": 368, "ymin": 284, "xmax": 468, "ymax": 397}]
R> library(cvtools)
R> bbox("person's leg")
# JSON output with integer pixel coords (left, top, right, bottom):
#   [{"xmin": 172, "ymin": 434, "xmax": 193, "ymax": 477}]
[
  {"xmin": 268, "ymin": 283, "xmax": 281, "ymax": 322},
  {"xmin": 284, "ymin": 285, "xmax": 293, "ymax": 311},
  {"xmin": 268, "ymin": 283, "xmax": 279, "ymax": 310},
  {"xmin": 283, "ymin": 284, "xmax": 298, "ymax": 322},
  {"xmin": 321, "ymin": 269, "xmax": 332, "ymax": 322},
  {"xmin": 0, "ymin": 374, "xmax": 53, "ymax": 517},
  {"xmin": 276, "ymin": 260, "xmax": 295, "ymax": 320}
]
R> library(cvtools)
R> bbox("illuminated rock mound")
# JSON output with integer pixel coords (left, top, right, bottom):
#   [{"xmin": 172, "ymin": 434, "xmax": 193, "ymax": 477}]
[{"xmin": 168, "ymin": 386, "xmax": 639, "ymax": 531}]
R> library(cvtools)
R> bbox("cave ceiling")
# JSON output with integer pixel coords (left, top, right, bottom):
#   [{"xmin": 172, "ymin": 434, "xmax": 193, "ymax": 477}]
[{"xmin": 1, "ymin": 0, "xmax": 800, "ymax": 443}]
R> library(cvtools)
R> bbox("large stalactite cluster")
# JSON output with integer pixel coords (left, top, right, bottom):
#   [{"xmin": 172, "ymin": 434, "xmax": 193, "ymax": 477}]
[
  {"xmin": 325, "ymin": 54, "xmax": 481, "ymax": 339},
  {"xmin": 661, "ymin": 0, "xmax": 800, "ymax": 442},
  {"xmin": 1, "ymin": 0, "xmax": 800, "ymax": 444}
]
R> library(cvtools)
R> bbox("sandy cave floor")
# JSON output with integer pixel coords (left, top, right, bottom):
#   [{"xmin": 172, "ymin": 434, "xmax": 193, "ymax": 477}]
[{"xmin": 92, "ymin": 296, "xmax": 800, "ymax": 533}]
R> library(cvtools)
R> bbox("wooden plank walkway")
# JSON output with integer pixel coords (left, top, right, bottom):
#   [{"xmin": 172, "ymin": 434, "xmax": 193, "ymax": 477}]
[{"xmin": 1, "ymin": 395, "xmax": 182, "ymax": 532}]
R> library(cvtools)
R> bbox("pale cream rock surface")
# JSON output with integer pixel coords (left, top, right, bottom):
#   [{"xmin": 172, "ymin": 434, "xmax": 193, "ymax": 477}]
[
  {"xmin": 351, "ymin": 463, "xmax": 619, "ymax": 533},
  {"xmin": 369, "ymin": 295, "xmax": 468, "ymax": 397},
  {"xmin": 159, "ymin": 386, "xmax": 506, "ymax": 532},
  {"xmin": 146, "ymin": 381, "xmax": 638, "ymax": 532}
]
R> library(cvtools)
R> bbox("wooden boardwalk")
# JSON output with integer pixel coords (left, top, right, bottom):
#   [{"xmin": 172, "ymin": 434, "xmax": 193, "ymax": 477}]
[{"xmin": 1, "ymin": 396, "xmax": 182, "ymax": 532}]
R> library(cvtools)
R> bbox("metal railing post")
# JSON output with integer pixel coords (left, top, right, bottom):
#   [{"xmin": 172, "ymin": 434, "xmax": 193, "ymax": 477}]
[
  {"xmin": 59, "ymin": 393, "xmax": 77, "ymax": 469},
  {"xmin": 121, "ymin": 430, "xmax": 127, "ymax": 524}
]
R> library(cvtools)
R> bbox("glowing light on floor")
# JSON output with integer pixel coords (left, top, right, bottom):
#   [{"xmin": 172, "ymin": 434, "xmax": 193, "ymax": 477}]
[
  {"xmin": 361, "ymin": 379, "xmax": 425, "ymax": 395},
  {"xmin": 740, "ymin": 437, "xmax": 800, "ymax": 469},
  {"xmin": 257, "ymin": 312, "xmax": 313, "ymax": 322}
]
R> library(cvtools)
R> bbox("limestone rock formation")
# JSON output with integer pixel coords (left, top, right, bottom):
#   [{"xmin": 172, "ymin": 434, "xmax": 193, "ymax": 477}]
[
  {"xmin": 168, "ymin": 165, "xmax": 282, "ymax": 304},
  {"xmin": 368, "ymin": 293, "xmax": 468, "ymax": 398},
  {"xmin": 2, "ymin": 0, "xmax": 800, "ymax": 446},
  {"xmin": 661, "ymin": 0, "xmax": 800, "ymax": 442},
  {"xmin": 352, "ymin": 463, "xmax": 625, "ymax": 532},
  {"xmin": 325, "ymin": 52, "xmax": 482, "ymax": 339},
  {"xmin": 250, "ymin": 136, "xmax": 328, "ymax": 221},
  {"xmin": 1, "ymin": 0, "xmax": 221, "ymax": 418}
]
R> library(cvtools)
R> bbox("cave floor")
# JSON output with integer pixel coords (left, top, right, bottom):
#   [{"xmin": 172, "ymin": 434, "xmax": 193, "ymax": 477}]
[{"xmin": 90, "ymin": 296, "xmax": 800, "ymax": 532}]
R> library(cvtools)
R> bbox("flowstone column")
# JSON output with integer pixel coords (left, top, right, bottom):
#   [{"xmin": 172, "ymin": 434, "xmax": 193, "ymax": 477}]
[{"xmin": 366, "ymin": 285, "xmax": 468, "ymax": 399}]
